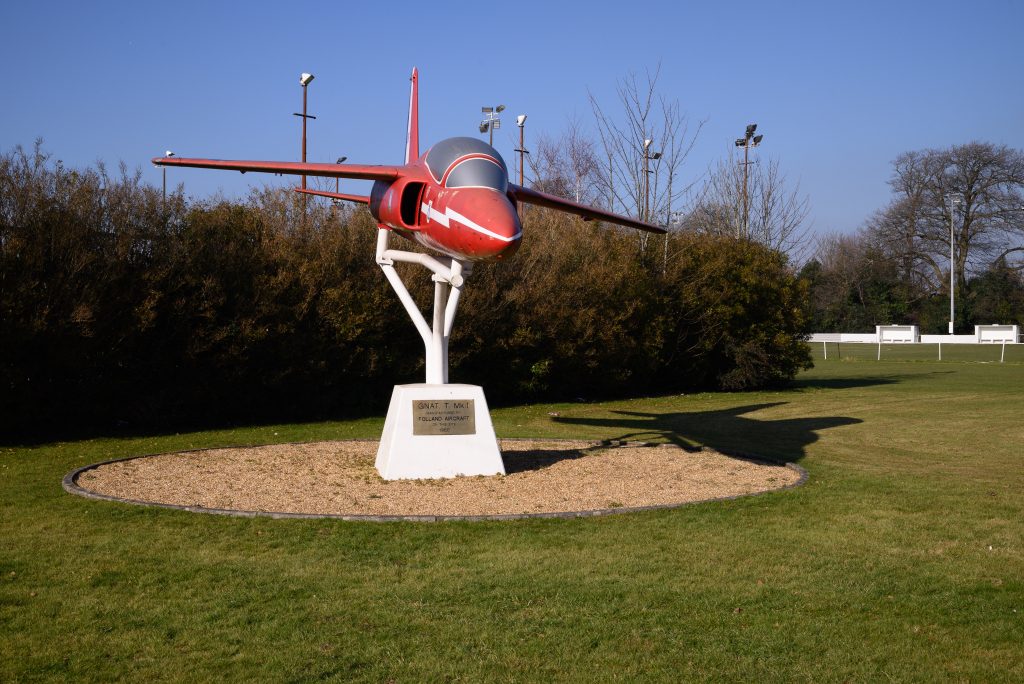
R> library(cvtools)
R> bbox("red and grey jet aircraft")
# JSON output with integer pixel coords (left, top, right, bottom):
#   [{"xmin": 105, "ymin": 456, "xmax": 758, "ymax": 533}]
[{"xmin": 153, "ymin": 68, "xmax": 665, "ymax": 262}]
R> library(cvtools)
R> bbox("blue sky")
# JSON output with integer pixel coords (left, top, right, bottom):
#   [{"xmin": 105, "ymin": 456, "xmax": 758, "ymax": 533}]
[{"xmin": 2, "ymin": 0, "xmax": 1022, "ymax": 238}]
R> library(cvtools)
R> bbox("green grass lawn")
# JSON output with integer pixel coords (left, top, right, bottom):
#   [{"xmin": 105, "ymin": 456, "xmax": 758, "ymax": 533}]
[
  {"xmin": 813, "ymin": 341, "xmax": 1024, "ymax": 364},
  {"xmin": 2, "ymin": 354, "xmax": 1023, "ymax": 682}
]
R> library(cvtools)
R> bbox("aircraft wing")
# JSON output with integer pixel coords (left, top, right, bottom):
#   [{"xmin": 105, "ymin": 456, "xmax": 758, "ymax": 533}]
[
  {"xmin": 151, "ymin": 157, "xmax": 401, "ymax": 182},
  {"xmin": 294, "ymin": 188, "xmax": 371, "ymax": 204},
  {"xmin": 508, "ymin": 183, "xmax": 667, "ymax": 234}
]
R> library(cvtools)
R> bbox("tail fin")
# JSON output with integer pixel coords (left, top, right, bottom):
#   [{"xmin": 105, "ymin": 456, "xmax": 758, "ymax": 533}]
[{"xmin": 405, "ymin": 67, "xmax": 419, "ymax": 163}]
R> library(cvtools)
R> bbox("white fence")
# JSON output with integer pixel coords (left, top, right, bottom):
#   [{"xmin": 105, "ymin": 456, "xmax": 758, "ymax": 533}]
[
  {"xmin": 920, "ymin": 334, "xmax": 981, "ymax": 344},
  {"xmin": 808, "ymin": 333, "xmax": 876, "ymax": 343},
  {"xmin": 810, "ymin": 324, "xmax": 1020, "ymax": 345}
]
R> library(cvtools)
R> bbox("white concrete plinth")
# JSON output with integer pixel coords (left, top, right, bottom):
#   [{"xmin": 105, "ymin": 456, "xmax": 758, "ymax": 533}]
[{"xmin": 375, "ymin": 384, "xmax": 505, "ymax": 480}]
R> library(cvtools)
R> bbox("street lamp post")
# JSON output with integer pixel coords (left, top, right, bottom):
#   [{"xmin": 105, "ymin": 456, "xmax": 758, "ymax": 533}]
[
  {"xmin": 515, "ymin": 115, "xmax": 528, "ymax": 215},
  {"xmin": 946, "ymin": 193, "xmax": 962, "ymax": 334},
  {"xmin": 294, "ymin": 73, "xmax": 316, "ymax": 191},
  {"xmin": 332, "ymin": 156, "xmax": 348, "ymax": 218},
  {"xmin": 479, "ymin": 105, "xmax": 505, "ymax": 147},
  {"xmin": 734, "ymin": 124, "xmax": 764, "ymax": 239},
  {"xmin": 515, "ymin": 115, "xmax": 528, "ymax": 187},
  {"xmin": 162, "ymin": 150, "xmax": 175, "ymax": 201},
  {"xmin": 642, "ymin": 139, "xmax": 661, "ymax": 223},
  {"xmin": 335, "ymin": 156, "xmax": 347, "ymax": 194}
]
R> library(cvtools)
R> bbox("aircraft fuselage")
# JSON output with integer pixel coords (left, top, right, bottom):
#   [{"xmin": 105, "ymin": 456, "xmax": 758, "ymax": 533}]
[{"xmin": 369, "ymin": 137, "xmax": 522, "ymax": 261}]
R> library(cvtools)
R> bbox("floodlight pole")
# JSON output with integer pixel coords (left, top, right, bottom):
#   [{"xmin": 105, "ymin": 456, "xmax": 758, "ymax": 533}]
[
  {"xmin": 950, "ymin": 198, "xmax": 955, "ymax": 334},
  {"xmin": 735, "ymin": 124, "xmax": 763, "ymax": 240},
  {"xmin": 480, "ymin": 105, "xmax": 504, "ymax": 148},
  {"xmin": 743, "ymin": 139, "xmax": 749, "ymax": 239}
]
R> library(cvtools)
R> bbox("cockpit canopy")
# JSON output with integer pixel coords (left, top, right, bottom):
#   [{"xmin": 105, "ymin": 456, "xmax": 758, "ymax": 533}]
[{"xmin": 424, "ymin": 137, "xmax": 509, "ymax": 192}]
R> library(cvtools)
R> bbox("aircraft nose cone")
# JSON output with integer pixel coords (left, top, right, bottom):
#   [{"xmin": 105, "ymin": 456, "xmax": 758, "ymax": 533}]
[{"xmin": 447, "ymin": 189, "xmax": 522, "ymax": 260}]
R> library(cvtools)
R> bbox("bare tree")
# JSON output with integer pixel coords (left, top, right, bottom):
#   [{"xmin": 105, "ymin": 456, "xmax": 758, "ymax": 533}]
[
  {"xmin": 525, "ymin": 117, "xmax": 602, "ymax": 205},
  {"xmin": 866, "ymin": 142, "xmax": 1024, "ymax": 299},
  {"xmin": 685, "ymin": 150, "xmax": 811, "ymax": 261},
  {"xmin": 564, "ymin": 116, "xmax": 600, "ymax": 204},
  {"xmin": 589, "ymin": 65, "xmax": 703, "ymax": 254}
]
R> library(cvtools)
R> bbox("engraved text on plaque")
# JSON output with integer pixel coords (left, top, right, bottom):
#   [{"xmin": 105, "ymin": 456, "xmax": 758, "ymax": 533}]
[{"xmin": 412, "ymin": 399, "xmax": 476, "ymax": 436}]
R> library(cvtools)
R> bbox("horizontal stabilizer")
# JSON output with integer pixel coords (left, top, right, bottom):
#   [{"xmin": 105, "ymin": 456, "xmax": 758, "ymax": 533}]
[
  {"xmin": 294, "ymin": 188, "xmax": 371, "ymax": 204},
  {"xmin": 152, "ymin": 157, "xmax": 401, "ymax": 182}
]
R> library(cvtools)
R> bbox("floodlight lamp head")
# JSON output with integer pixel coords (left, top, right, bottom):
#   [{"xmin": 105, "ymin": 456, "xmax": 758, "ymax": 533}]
[
  {"xmin": 492, "ymin": 120, "xmax": 501, "ymax": 130},
  {"xmin": 735, "ymin": 139, "xmax": 746, "ymax": 147},
  {"xmin": 165, "ymin": 150, "xmax": 175, "ymax": 157},
  {"xmin": 746, "ymin": 123, "xmax": 757, "ymax": 136},
  {"xmin": 496, "ymin": 104, "xmax": 506, "ymax": 113},
  {"xmin": 300, "ymin": 73, "xmax": 315, "ymax": 86},
  {"xmin": 517, "ymin": 114, "xmax": 527, "ymax": 126},
  {"xmin": 753, "ymin": 134, "xmax": 763, "ymax": 145},
  {"xmin": 482, "ymin": 106, "xmax": 493, "ymax": 113},
  {"xmin": 479, "ymin": 122, "xmax": 489, "ymax": 133},
  {"xmin": 651, "ymin": 152, "xmax": 663, "ymax": 160},
  {"xmin": 644, "ymin": 138, "xmax": 653, "ymax": 149},
  {"xmin": 336, "ymin": 156, "xmax": 347, "ymax": 164}
]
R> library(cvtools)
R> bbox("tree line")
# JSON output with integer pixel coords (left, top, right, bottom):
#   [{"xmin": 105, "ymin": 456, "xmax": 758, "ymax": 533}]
[
  {"xmin": 800, "ymin": 142, "xmax": 1024, "ymax": 333},
  {"xmin": 0, "ymin": 142, "xmax": 811, "ymax": 438}
]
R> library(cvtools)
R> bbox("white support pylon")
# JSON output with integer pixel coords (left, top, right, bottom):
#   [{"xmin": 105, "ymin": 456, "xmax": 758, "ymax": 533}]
[
  {"xmin": 375, "ymin": 227, "xmax": 467, "ymax": 384},
  {"xmin": 373, "ymin": 227, "xmax": 503, "ymax": 479}
]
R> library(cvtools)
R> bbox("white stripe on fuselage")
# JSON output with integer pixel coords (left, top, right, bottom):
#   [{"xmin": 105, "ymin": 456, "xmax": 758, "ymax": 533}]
[
  {"xmin": 420, "ymin": 203, "xmax": 522, "ymax": 243},
  {"xmin": 421, "ymin": 202, "xmax": 449, "ymax": 227}
]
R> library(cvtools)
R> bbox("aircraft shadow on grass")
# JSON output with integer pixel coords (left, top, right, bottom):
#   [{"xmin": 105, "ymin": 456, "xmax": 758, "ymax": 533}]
[
  {"xmin": 502, "ymin": 402, "xmax": 862, "ymax": 473},
  {"xmin": 791, "ymin": 370, "xmax": 953, "ymax": 391}
]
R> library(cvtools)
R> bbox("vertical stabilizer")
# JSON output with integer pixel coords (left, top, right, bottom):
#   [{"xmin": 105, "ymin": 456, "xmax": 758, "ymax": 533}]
[{"xmin": 406, "ymin": 68, "xmax": 420, "ymax": 163}]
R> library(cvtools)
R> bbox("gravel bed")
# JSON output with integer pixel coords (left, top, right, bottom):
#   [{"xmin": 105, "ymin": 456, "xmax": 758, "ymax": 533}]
[{"xmin": 73, "ymin": 440, "xmax": 802, "ymax": 518}]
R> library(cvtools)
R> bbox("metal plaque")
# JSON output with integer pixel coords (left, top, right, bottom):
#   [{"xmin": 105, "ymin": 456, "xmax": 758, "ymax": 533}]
[{"xmin": 412, "ymin": 399, "xmax": 476, "ymax": 436}]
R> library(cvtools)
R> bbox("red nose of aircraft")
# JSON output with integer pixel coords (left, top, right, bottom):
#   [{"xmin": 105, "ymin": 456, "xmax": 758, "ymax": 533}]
[{"xmin": 443, "ymin": 188, "xmax": 522, "ymax": 261}]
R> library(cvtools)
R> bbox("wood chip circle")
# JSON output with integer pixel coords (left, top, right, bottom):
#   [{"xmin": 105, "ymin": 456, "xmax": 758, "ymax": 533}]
[{"xmin": 68, "ymin": 440, "xmax": 804, "ymax": 520}]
